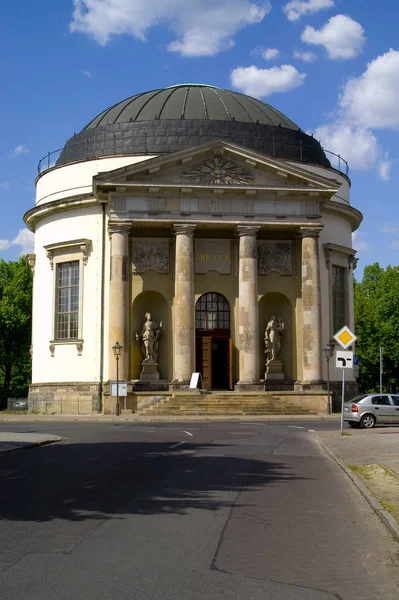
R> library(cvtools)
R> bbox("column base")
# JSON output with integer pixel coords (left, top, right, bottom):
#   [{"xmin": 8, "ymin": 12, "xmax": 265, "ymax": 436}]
[
  {"xmin": 169, "ymin": 380, "xmax": 192, "ymax": 391},
  {"xmin": 235, "ymin": 381, "xmax": 264, "ymax": 392},
  {"xmin": 132, "ymin": 379, "xmax": 169, "ymax": 392},
  {"xmin": 294, "ymin": 380, "xmax": 326, "ymax": 392}
]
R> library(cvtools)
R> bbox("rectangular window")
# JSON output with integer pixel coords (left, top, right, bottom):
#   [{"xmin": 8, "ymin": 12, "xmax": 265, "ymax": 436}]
[
  {"xmin": 55, "ymin": 261, "xmax": 80, "ymax": 340},
  {"xmin": 332, "ymin": 265, "xmax": 346, "ymax": 333}
]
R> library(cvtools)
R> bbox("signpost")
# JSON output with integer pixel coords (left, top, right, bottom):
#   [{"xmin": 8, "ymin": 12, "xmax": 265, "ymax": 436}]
[
  {"xmin": 334, "ymin": 326, "xmax": 357, "ymax": 435},
  {"xmin": 189, "ymin": 373, "xmax": 204, "ymax": 391},
  {"xmin": 111, "ymin": 382, "xmax": 128, "ymax": 412}
]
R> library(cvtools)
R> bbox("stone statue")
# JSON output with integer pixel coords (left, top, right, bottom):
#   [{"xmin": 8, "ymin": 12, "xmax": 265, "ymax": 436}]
[
  {"xmin": 265, "ymin": 315, "xmax": 284, "ymax": 362},
  {"xmin": 136, "ymin": 313, "xmax": 162, "ymax": 362}
]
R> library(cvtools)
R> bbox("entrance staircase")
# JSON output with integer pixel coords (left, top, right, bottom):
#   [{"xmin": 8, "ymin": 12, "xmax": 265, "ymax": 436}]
[{"xmin": 136, "ymin": 392, "xmax": 317, "ymax": 417}]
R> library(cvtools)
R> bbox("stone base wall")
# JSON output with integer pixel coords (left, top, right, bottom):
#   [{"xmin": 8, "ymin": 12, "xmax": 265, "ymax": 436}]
[
  {"xmin": 330, "ymin": 380, "xmax": 358, "ymax": 412},
  {"xmin": 28, "ymin": 382, "xmax": 102, "ymax": 414}
]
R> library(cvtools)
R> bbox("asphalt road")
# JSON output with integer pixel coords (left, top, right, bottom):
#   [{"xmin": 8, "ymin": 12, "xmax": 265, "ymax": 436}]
[{"xmin": 0, "ymin": 420, "xmax": 398, "ymax": 599}]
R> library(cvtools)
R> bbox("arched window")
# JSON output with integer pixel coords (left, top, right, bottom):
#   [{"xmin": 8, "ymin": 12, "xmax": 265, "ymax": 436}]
[{"xmin": 195, "ymin": 293, "xmax": 230, "ymax": 330}]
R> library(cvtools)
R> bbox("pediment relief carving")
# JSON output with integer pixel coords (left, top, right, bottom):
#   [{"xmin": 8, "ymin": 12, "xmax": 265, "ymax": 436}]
[
  {"xmin": 94, "ymin": 141, "xmax": 341, "ymax": 196},
  {"xmin": 182, "ymin": 157, "xmax": 253, "ymax": 185}
]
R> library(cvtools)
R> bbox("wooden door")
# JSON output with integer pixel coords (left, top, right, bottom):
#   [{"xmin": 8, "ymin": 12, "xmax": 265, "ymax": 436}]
[
  {"xmin": 228, "ymin": 338, "xmax": 233, "ymax": 390},
  {"xmin": 202, "ymin": 336, "xmax": 212, "ymax": 389}
]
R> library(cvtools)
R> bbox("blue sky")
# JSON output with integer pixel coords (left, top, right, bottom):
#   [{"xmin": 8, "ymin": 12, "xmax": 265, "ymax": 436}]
[{"xmin": 1, "ymin": 0, "xmax": 398, "ymax": 275}]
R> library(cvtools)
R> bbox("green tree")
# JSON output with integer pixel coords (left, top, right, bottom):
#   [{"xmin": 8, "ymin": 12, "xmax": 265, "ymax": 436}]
[
  {"xmin": 354, "ymin": 263, "xmax": 399, "ymax": 392},
  {"xmin": 0, "ymin": 257, "xmax": 33, "ymax": 408}
]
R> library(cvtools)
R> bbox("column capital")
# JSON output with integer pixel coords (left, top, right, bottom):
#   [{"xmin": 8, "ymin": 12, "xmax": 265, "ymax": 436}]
[
  {"xmin": 299, "ymin": 225, "xmax": 323, "ymax": 239},
  {"xmin": 173, "ymin": 223, "xmax": 196, "ymax": 236},
  {"xmin": 108, "ymin": 222, "xmax": 131, "ymax": 236},
  {"xmin": 236, "ymin": 225, "xmax": 261, "ymax": 237}
]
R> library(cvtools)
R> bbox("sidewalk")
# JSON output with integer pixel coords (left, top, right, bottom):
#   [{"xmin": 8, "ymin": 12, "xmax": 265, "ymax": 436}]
[
  {"xmin": 0, "ymin": 432, "xmax": 62, "ymax": 454},
  {"xmin": 315, "ymin": 426, "xmax": 399, "ymax": 542},
  {"xmin": 0, "ymin": 413, "xmax": 340, "ymax": 422}
]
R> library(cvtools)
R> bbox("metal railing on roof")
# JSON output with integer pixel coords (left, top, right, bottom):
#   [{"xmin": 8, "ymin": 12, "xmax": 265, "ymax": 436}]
[{"xmin": 37, "ymin": 136, "xmax": 349, "ymax": 176}]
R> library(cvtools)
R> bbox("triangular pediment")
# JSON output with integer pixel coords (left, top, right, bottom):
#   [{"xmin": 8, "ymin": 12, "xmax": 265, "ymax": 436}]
[{"xmin": 94, "ymin": 139, "xmax": 341, "ymax": 198}]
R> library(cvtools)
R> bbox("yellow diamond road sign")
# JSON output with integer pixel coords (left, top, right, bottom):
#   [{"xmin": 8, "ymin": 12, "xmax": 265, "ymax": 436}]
[{"xmin": 333, "ymin": 326, "xmax": 357, "ymax": 350}]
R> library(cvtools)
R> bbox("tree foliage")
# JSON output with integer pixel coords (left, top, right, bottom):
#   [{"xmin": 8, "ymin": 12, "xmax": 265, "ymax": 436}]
[
  {"xmin": 354, "ymin": 263, "xmax": 399, "ymax": 392},
  {"xmin": 0, "ymin": 257, "xmax": 32, "ymax": 407}
]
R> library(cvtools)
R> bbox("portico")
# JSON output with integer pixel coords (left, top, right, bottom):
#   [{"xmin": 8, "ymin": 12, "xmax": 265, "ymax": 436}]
[{"xmin": 99, "ymin": 140, "xmax": 334, "ymax": 394}]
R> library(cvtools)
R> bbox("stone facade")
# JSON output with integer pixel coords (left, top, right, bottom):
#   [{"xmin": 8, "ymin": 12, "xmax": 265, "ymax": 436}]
[{"xmin": 26, "ymin": 138, "xmax": 362, "ymax": 414}]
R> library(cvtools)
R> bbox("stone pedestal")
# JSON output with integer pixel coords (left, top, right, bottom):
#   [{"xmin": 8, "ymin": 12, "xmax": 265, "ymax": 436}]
[
  {"xmin": 139, "ymin": 361, "xmax": 160, "ymax": 381},
  {"xmin": 265, "ymin": 359, "xmax": 284, "ymax": 381}
]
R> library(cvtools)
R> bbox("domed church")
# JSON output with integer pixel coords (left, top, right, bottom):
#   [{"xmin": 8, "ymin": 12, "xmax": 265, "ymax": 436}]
[{"xmin": 25, "ymin": 84, "xmax": 362, "ymax": 414}]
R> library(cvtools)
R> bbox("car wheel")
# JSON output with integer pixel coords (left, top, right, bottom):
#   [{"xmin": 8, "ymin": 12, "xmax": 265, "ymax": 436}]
[{"xmin": 360, "ymin": 414, "xmax": 376, "ymax": 429}]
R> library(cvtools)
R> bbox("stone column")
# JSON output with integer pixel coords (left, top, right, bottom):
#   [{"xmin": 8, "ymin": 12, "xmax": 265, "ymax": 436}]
[
  {"xmin": 108, "ymin": 224, "xmax": 130, "ymax": 381},
  {"xmin": 172, "ymin": 224, "xmax": 196, "ymax": 385},
  {"xmin": 236, "ymin": 225, "xmax": 262, "ymax": 390},
  {"xmin": 300, "ymin": 226, "xmax": 323, "ymax": 383}
]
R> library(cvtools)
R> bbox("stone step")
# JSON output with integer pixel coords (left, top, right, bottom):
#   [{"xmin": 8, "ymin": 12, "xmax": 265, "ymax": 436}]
[{"xmin": 140, "ymin": 407, "xmax": 314, "ymax": 415}]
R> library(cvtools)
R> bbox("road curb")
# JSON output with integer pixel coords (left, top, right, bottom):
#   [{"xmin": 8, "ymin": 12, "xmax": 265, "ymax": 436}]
[
  {"xmin": 315, "ymin": 436, "xmax": 399, "ymax": 542},
  {"xmin": 0, "ymin": 436, "xmax": 62, "ymax": 455},
  {"xmin": 0, "ymin": 414, "xmax": 340, "ymax": 422}
]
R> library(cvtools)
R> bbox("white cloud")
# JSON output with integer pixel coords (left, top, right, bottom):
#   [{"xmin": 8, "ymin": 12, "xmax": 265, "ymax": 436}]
[
  {"xmin": 231, "ymin": 64, "xmax": 306, "ymax": 97},
  {"xmin": 0, "ymin": 240, "xmax": 11, "ymax": 251},
  {"xmin": 80, "ymin": 69, "xmax": 92, "ymax": 78},
  {"xmin": 391, "ymin": 241, "xmax": 399, "ymax": 250},
  {"xmin": 352, "ymin": 231, "xmax": 370, "ymax": 253},
  {"xmin": 70, "ymin": 0, "xmax": 272, "ymax": 57},
  {"xmin": 381, "ymin": 225, "xmax": 399, "ymax": 234},
  {"xmin": 314, "ymin": 123, "xmax": 379, "ymax": 171},
  {"xmin": 283, "ymin": 0, "xmax": 334, "ymax": 22},
  {"xmin": 11, "ymin": 229, "xmax": 34, "ymax": 255},
  {"xmin": 0, "ymin": 181, "xmax": 10, "ymax": 191},
  {"xmin": 301, "ymin": 14, "xmax": 366, "ymax": 60},
  {"xmin": 9, "ymin": 144, "xmax": 28, "ymax": 158},
  {"xmin": 378, "ymin": 156, "xmax": 392, "ymax": 182},
  {"xmin": 262, "ymin": 48, "xmax": 280, "ymax": 61},
  {"xmin": 339, "ymin": 49, "xmax": 399, "ymax": 130},
  {"xmin": 293, "ymin": 49, "xmax": 317, "ymax": 62}
]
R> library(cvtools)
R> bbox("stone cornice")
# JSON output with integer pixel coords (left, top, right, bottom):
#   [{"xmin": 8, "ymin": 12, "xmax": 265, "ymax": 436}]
[
  {"xmin": 44, "ymin": 239, "xmax": 92, "ymax": 269},
  {"xmin": 322, "ymin": 200, "xmax": 363, "ymax": 231},
  {"xmin": 24, "ymin": 194, "xmax": 98, "ymax": 232}
]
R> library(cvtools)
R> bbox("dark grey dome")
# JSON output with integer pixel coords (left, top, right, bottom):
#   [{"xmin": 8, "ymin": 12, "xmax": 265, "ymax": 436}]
[
  {"xmin": 82, "ymin": 84, "xmax": 299, "ymax": 130},
  {"xmin": 57, "ymin": 84, "xmax": 330, "ymax": 168}
]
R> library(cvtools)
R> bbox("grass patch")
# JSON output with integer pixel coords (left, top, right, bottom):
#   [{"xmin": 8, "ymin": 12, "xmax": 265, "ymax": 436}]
[
  {"xmin": 342, "ymin": 432, "xmax": 352, "ymax": 436},
  {"xmin": 349, "ymin": 464, "xmax": 373, "ymax": 480}
]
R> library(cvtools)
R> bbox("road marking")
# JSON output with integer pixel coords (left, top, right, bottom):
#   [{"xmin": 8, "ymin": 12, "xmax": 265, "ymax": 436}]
[
  {"xmin": 308, "ymin": 429, "xmax": 316, "ymax": 433},
  {"xmin": 288, "ymin": 426, "xmax": 305, "ymax": 429},
  {"xmin": 183, "ymin": 430, "xmax": 193, "ymax": 437},
  {"xmin": 169, "ymin": 441, "xmax": 186, "ymax": 449}
]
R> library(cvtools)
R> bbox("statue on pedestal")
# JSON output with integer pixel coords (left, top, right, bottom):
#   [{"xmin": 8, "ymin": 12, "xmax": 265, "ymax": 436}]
[
  {"xmin": 265, "ymin": 315, "xmax": 284, "ymax": 363},
  {"xmin": 136, "ymin": 313, "xmax": 162, "ymax": 363}
]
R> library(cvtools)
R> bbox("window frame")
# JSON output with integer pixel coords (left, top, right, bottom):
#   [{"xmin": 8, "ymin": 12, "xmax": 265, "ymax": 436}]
[
  {"xmin": 332, "ymin": 264, "xmax": 347, "ymax": 335},
  {"xmin": 45, "ymin": 239, "xmax": 90, "ymax": 347}
]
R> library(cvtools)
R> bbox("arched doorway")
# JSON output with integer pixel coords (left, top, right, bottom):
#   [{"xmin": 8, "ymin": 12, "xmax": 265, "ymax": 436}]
[{"xmin": 195, "ymin": 292, "xmax": 232, "ymax": 390}]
